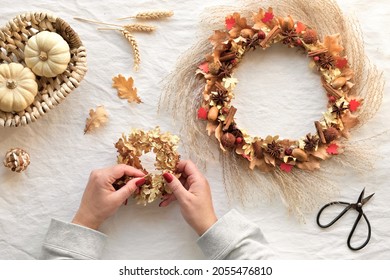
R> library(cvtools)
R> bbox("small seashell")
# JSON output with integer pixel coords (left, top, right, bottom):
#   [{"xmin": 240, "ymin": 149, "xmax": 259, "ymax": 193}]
[
  {"xmin": 3, "ymin": 148, "xmax": 30, "ymax": 172},
  {"xmin": 292, "ymin": 148, "xmax": 308, "ymax": 162},
  {"xmin": 207, "ymin": 106, "xmax": 219, "ymax": 121}
]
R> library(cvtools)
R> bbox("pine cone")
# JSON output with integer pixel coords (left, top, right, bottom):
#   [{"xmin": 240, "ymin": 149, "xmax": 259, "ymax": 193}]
[
  {"xmin": 302, "ymin": 29, "xmax": 318, "ymax": 44},
  {"xmin": 3, "ymin": 148, "xmax": 30, "ymax": 173}
]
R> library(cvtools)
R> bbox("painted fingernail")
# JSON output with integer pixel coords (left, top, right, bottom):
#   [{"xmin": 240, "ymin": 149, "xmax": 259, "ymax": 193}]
[
  {"xmin": 159, "ymin": 200, "xmax": 166, "ymax": 207},
  {"xmin": 124, "ymin": 199, "xmax": 128, "ymax": 206},
  {"xmin": 135, "ymin": 178, "xmax": 146, "ymax": 187},
  {"xmin": 163, "ymin": 173, "xmax": 173, "ymax": 183}
]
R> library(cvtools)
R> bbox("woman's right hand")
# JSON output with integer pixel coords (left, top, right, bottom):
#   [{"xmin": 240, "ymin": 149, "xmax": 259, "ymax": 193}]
[{"xmin": 160, "ymin": 160, "xmax": 218, "ymax": 236}]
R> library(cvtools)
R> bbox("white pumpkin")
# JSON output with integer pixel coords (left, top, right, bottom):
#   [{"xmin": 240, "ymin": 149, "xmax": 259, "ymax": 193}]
[
  {"xmin": 24, "ymin": 31, "xmax": 71, "ymax": 78},
  {"xmin": 0, "ymin": 63, "xmax": 38, "ymax": 113}
]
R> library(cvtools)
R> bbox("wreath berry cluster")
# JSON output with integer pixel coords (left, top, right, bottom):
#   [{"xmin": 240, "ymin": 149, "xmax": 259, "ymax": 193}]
[{"xmin": 197, "ymin": 7, "xmax": 362, "ymax": 172}]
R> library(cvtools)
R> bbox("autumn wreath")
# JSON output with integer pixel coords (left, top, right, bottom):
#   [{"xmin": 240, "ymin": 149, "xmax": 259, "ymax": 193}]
[
  {"xmin": 114, "ymin": 127, "xmax": 180, "ymax": 205},
  {"xmin": 196, "ymin": 7, "xmax": 362, "ymax": 173}
]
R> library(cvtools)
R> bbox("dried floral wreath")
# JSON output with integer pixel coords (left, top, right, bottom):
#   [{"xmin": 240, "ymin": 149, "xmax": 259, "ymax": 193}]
[
  {"xmin": 114, "ymin": 127, "xmax": 180, "ymax": 205},
  {"xmin": 197, "ymin": 7, "xmax": 362, "ymax": 173}
]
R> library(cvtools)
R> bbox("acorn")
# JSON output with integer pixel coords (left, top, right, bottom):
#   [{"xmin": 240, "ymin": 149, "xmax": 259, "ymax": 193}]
[
  {"xmin": 292, "ymin": 148, "xmax": 308, "ymax": 162},
  {"xmin": 221, "ymin": 133, "xmax": 236, "ymax": 148},
  {"xmin": 281, "ymin": 16, "xmax": 294, "ymax": 31},
  {"xmin": 240, "ymin": 28, "xmax": 255, "ymax": 38},
  {"xmin": 207, "ymin": 106, "xmax": 219, "ymax": 121},
  {"xmin": 253, "ymin": 140, "xmax": 264, "ymax": 159},
  {"xmin": 302, "ymin": 29, "xmax": 318, "ymax": 44},
  {"xmin": 323, "ymin": 127, "xmax": 340, "ymax": 143},
  {"xmin": 331, "ymin": 77, "xmax": 347, "ymax": 89}
]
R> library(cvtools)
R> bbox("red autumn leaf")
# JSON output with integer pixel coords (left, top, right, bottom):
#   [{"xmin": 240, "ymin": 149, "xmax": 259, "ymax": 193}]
[
  {"xmin": 197, "ymin": 107, "xmax": 208, "ymax": 120},
  {"xmin": 280, "ymin": 163, "xmax": 293, "ymax": 173},
  {"xmin": 349, "ymin": 99, "xmax": 361, "ymax": 112},
  {"xmin": 336, "ymin": 57, "xmax": 348, "ymax": 69},
  {"xmin": 225, "ymin": 16, "xmax": 236, "ymax": 30},
  {"xmin": 198, "ymin": 62, "xmax": 209, "ymax": 73},
  {"xmin": 326, "ymin": 143, "xmax": 339, "ymax": 155},
  {"xmin": 262, "ymin": 12, "xmax": 274, "ymax": 23},
  {"xmin": 295, "ymin": 21, "xmax": 306, "ymax": 33}
]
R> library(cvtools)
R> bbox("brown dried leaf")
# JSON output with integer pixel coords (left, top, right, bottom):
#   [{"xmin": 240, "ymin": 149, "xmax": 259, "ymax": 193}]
[
  {"xmin": 249, "ymin": 158, "xmax": 274, "ymax": 172},
  {"xmin": 84, "ymin": 105, "xmax": 109, "ymax": 134},
  {"xmin": 296, "ymin": 157, "xmax": 321, "ymax": 171},
  {"xmin": 341, "ymin": 111, "xmax": 359, "ymax": 138},
  {"xmin": 112, "ymin": 74, "xmax": 142, "ymax": 103},
  {"xmin": 209, "ymin": 30, "xmax": 229, "ymax": 47},
  {"xmin": 309, "ymin": 146, "xmax": 331, "ymax": 160}
]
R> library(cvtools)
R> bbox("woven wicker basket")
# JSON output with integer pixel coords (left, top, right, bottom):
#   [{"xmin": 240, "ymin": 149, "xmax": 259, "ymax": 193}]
[{"xmin": 0, "ymin": 12, "xmax": 87, "ymax": 127}]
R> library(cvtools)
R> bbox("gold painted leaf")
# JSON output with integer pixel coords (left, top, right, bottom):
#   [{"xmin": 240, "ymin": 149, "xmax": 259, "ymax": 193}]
[
  {"xmin": 112, "ymin": 74, "xmax": 142, "ymax": 104},
  {"xmin": 84, "ymin": 105, "xmax": 108, "ymax": 134}
]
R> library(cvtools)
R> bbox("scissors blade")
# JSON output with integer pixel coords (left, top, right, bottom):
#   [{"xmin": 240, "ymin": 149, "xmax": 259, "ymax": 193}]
[
  {"xmin": 362, "ymin": 193, "xmax": 375, "ymax": 205},
  {"xmin": 357, "ymin": 188, "xmax": 365, "ymax": 203}
]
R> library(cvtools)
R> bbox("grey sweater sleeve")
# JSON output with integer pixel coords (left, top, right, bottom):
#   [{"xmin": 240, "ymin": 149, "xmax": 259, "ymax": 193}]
[
  {"xmin": 197, "ymin": 209, "xmax": 274, "ymax": 259},
  {"xmin": 40, "ymin": 219, "xmax": 107, "ymax": 260}
]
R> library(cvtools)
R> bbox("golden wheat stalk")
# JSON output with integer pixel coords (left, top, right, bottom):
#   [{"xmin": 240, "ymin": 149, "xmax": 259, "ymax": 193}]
[
  {"xmin": 121, "ymin": 29, "xmax": 140, "ymax": 71},
  {"xmin": 117, "ymin": 10, "xmax": 174, "ymax": 20},
  {"xmin": 124, "ymin": 24, "xmax": 156, "ymax": 32}
]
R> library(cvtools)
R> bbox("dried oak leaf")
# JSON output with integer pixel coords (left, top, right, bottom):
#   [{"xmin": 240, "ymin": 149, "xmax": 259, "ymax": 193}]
[
  {"xmin": 112, "ymin": 74, "xmax": 142, "ymax": 104},
  {"xmin": 323, "ymin": 34, "xmax": 344, "ymax": 56},
  {"xmin": 296, "ymin": 156, "xmax": 321, "ymax": 171},
  {"xmin": 341, "ymin": 111, "xmax": 359, "ymax": 138},
  {"xmin": 84, "ymin": 105, "xmax": 109, "ymax": 134}
]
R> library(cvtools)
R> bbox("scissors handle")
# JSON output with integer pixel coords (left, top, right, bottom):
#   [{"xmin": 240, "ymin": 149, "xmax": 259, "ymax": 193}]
[
  {"xmin": 347, "ymin": 212, "xmax": 371, "ymax": 251},
  {"xmin": 316, "ymin": 201, "xmax": 351, "ymax": 228}
]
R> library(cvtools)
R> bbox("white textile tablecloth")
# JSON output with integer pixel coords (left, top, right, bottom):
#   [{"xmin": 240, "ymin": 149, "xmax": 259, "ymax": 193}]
[{"xmin": 0, "ymin": 0, "xmax": 389, "ymax": 259}]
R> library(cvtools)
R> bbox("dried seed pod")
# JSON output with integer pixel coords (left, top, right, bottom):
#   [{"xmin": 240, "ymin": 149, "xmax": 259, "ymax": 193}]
[
  {"xmin": 331, "ymin": 77, "xmax": 347, "ymax": 89},
  {"xmin": 208, "ymin": 62, "xmax": 221, "ymax": 75},
  {"xmin": 323, "ymin": 127, "xmax": 340, "ymax": 143},
  {"xmin": 221, "ymin": 133, "xmax": 236, "ymax": 148},
  {"xmin": 240, "ymin": 28, "xmax": 255, "ymax": 38},
  {"xmin": 302, "ymin": 29, "xmax": 318, "ymax": 44},
  {"xmin": 3, "ymin": 148, "xmax": 30, "ymax": 172},
  {"xmin": 207, "ymin": 106, "xmax": 219, "ymax": 121},
  {"xmin": 292, "ymin": 148, "xmax": 308, "ymax": 162}
]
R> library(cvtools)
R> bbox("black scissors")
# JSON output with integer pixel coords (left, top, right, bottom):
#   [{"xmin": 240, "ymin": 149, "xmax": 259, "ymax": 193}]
[{"xmin": 316, "ymin": 188, "xmax": 374, "ymax": 251}]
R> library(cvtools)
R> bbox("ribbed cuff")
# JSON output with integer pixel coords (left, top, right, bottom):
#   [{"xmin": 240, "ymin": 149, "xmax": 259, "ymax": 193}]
[{"xmin": 41, "ymin": 219, "xmax": 107, "ymax": 260}]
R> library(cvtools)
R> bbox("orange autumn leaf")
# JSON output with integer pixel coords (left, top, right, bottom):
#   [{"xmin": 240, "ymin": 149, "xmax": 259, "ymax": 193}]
[
  {"xmin": 323, "ymin": 34, "xmax": 344, "ymax": 56},
  {"xmin": 112, "ymin": 74, "xmax": 141, "ymax": 104},
  {"xmin": 84, "ymin": 105, "xmax": 108, "ymax": 134},
  {"xmin": 295, "ymin": 21, "xmax": 306, "ymax": 33}
]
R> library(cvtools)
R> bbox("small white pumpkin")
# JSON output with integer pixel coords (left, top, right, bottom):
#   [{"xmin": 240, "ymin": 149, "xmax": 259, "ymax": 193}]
[
  {"xmin": 24, "ymin": 31, "xmax": 71, "ymax": 78},
  {"xmin": 0, "ymin": 63, "xmax": 38, "ymax": 113}
]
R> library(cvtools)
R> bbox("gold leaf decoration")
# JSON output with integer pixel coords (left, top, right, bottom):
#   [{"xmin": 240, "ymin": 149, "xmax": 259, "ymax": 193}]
[
  {"xmin": 112, "ymin": 74, "xmax": 142, "ymax": 103},
  {"xmin": 84, "ymin": 106, "xmax": 108, "ymax": 134}
]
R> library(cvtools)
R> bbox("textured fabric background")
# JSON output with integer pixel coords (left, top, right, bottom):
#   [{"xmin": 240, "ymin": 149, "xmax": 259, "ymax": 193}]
[{"xmin": 0, "ymin": 0, "xmax": 389, "ymax": 259}]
